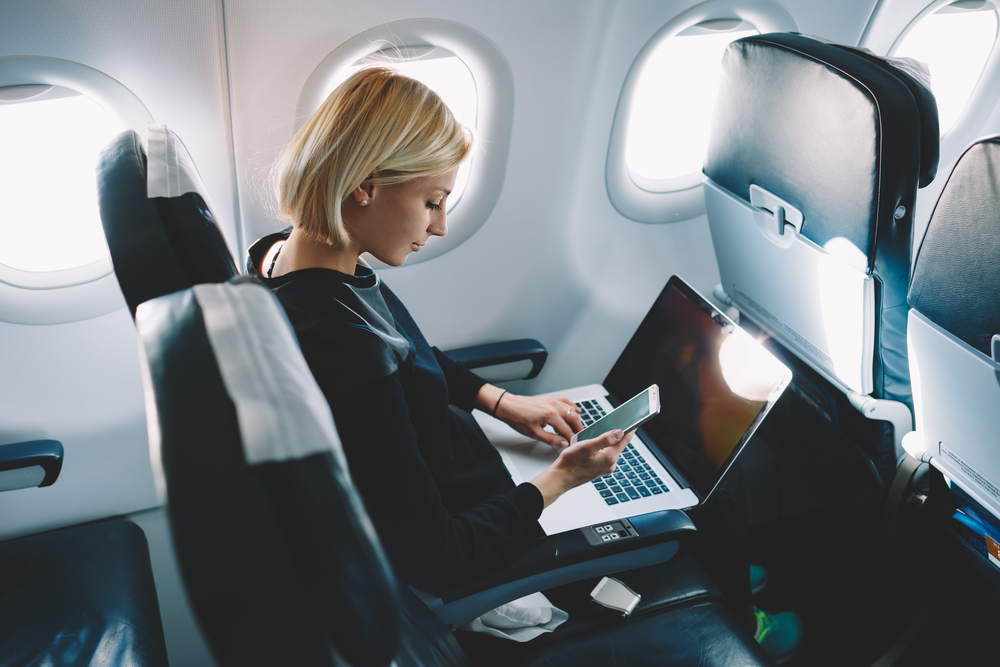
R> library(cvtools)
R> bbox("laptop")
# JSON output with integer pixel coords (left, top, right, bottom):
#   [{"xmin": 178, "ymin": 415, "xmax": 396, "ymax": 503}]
[{"xmin": 474, "ymin": 276, "xmax": 792, "ymax": 535}]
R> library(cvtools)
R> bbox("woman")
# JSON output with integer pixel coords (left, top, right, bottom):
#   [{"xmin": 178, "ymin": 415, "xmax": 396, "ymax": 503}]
[
  {"xmin": 260, "ymin": 67, "xmax": 803, "ymax": 664},
  {"xmin": 260, "ymin": 66, "xmax": 631, "ymax": 595}
]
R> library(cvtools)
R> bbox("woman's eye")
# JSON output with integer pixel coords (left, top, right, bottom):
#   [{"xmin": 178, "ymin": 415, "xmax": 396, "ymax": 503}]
[{"xmin": 426, "ymin": 201, "xmax": 442, "ymax": 211}]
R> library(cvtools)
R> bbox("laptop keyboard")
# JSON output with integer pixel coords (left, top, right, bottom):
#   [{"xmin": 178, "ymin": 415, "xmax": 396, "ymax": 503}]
[
  {"xmin": 576, "ymin": 400, "xmax": 670, "ymax": 506},
  {"xmin": 576, "ymin": 399, "xmax": 606, "ymax": 428}
]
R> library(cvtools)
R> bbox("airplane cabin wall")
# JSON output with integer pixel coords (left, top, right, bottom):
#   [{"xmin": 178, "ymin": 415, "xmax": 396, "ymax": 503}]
[
  {"xmin": 0, "ymin": 0, "xmax": 241, "ymax": 540},
  {"xmin": 9, "ymin": 0, "xmax": 1000, "ymax": 544}
]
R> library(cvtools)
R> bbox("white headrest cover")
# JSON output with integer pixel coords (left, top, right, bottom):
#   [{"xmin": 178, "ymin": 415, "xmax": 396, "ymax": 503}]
[
  {"xmin": 146, "ymin": 122, "xmax": 217, "ymax": 212},
  {"xmin": 193, "ymin": 282, "xmax": 346, "ymax": 467}
]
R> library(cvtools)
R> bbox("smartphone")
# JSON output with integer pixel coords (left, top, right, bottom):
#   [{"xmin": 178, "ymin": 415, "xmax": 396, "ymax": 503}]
[{"xmin": 569, "ymin": 384, "xmax": 660, "ymax": 445}]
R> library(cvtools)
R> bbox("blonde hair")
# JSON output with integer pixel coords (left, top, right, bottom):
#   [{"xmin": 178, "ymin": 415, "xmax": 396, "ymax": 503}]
[{"xmin": 273, "ymin": 67, "xmax": 473, "ymax": 247}]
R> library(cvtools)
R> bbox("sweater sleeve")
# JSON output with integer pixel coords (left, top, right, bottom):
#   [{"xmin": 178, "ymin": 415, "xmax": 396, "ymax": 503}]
[
  {"xmin": 318, "ymin": 369, "xmax": 542, "ymax": 595},
  {"xmin": 432, "ymin": 346, "xmax": 487, "ymax": 413}
]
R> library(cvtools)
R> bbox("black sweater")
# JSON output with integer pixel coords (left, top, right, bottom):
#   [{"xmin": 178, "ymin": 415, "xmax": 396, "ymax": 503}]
[{"xmin": 263, "ymin": 263, "xmax": 544, "ymax": 594}]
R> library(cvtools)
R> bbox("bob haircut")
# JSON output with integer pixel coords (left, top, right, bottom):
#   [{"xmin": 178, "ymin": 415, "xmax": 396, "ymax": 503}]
[{"xmin": 274, "ymin": 67, "xmax": 473, "ymax": 248}]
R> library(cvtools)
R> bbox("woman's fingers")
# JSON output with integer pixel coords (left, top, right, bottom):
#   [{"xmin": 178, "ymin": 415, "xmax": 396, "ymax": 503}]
[
  {"xmin": 561, "ymin": 401, "xmax": 584, "ymax": 432},
  {"xmin": 495, "ymin": 393, "xmax": 587, "ymax": 448},
  {"xmin": 575, "ymin": 430, "xmax": 627, "ymax": 469},
  {"xmin": 547, "ymin": 410, "xmax": 576, "ymax": 443},
  {"xmin": 534, "ymin": 427, "xmax": 570, "ymax": 449},
  {"xmin": 579, "ymin": 428, "xmax": 626, "ymax": 453},
  {"xmin": 543, "ymin": 398, "xmax": 582, "ymax": 444}
]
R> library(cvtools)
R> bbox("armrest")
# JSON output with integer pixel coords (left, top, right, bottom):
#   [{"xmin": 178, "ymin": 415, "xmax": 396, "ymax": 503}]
[
  {"xmin": 0, "ymin": 440, "xmax": 64, "ymax": 492},
  {"xmin": 848, "ymin": 392, "xmax": 913, "ymax": 463},
  {"xmin": 415, "ymin": 509, "xmax": 696, "ymax": 629},
  {"xmin": 442, "ymin": 339, "xmax": 548, "ymax": 381}
]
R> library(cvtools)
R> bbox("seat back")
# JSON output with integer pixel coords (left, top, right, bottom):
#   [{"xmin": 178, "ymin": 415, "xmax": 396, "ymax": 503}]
[
  {"xmin": 907, "ymin": 136, "xmax": 1000, "ymax": 521},
  {"xmin": 704, "ymin": 33, "xmax": 938, "ymax": 465},
  {"xmin": 97, "ymin": 124, "xmax": 238, "ymax": 318},
  {"xmin": 135, "ymin": 279, "xmax": 471, "ymax": 667}
]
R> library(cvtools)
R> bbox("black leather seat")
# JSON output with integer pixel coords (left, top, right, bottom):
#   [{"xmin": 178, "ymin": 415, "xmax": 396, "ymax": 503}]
[
  {"xmin": 135, "ymin": 279, "xmax": 777, "ymax": 666},
  {"xmin": 0, "ymin": 520, "xmax": 168, "ymax": 667},
  {"xmin": 97, "ymin": 125, "xmax": 238, "ymax": 318},
  {"xmin": 904, "ymin": 135, "xmax": 1000, "ymax": 533},
  {"xmin": 704, "ymin": 33, "xmax": 939, "ymax": 493}
]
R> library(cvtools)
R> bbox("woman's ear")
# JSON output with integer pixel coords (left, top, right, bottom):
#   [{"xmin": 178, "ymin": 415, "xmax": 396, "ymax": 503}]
[
  {"xmin": 352, "ymin": 171, "xmax": 377, "ymax": 206},
  {"xmin": 350, "ymin": 184, "xmax": 371, "ymax": 207}
]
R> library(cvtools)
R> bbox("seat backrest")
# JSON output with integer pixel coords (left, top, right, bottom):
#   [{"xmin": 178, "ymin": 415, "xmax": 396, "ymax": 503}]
[
  {"xmin": 134, "ymin": 279, "xmax": 468, "ymax": 667},
  {"xmin": 704, "ymin": 33, "xmax": 936, "ymax": 402},
  {"xmin": 907, "ymin": 136, "xmax": 1000, "ymax": 521},
  {"xmin": 703, "ymin": 33, "xmax": 938, "ymax": 469},
  {"xmin": 97, "ymin": 124, "xmax": 238, "ymax": 318}
]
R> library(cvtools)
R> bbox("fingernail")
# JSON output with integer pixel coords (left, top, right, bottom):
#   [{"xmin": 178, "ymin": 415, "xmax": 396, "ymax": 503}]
[
  {"xmin": 560, "ymin": 440, "xmax": 569, "ymax": 448},
  {"xmin": 612, "ymin": 429, "xmax": 623, "ymax": 441}
]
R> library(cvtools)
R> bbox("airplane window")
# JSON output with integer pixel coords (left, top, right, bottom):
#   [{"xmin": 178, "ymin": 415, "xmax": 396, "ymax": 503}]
[
  {"xmin": 625, "ymin": 20, "xmax": 757, "ymax": 188},
  {"xmin": 326, "ymin": 47, "xmax": 477, "ymax": 212},
  {"xmin": 606, "ymin": 1, "xmax": 797, "ymax": 223},
  {"xmin": 0, "ymin": 86, "xmax": 122, "ymax": 273},
  {"xmin": 891, "ymin": 0, "xmax": 999, "ymax": 135}
]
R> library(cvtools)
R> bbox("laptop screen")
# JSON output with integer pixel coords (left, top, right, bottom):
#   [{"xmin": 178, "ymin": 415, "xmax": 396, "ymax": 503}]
[{"xmin": 604, "ymin": 276, "xmax": 791, "ymax": 501}]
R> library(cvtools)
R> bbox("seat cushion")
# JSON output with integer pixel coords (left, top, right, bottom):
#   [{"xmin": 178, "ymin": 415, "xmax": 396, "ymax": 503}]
[
  {"xmin": 0, "ymin": 520, "xmax": 168, "ymax": 667},
  {"xmin": 457, "ymin": 552, "xmax": 729, "ymax": 666},
  {"xmin": 522, "ymin": 598, "xmax": 773, "ymax": 667}
]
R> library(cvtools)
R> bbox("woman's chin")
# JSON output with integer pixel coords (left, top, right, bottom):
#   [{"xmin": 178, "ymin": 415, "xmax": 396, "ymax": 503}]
[{"xmin": 382, "ymin": 254, "xmax": 409, "ymax": 267}]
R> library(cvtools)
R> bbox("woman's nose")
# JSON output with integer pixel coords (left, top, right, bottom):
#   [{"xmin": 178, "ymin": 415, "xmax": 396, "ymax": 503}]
[{"xmin": 429, "ymin": 213, "xmax": 447, "ymax": 237}]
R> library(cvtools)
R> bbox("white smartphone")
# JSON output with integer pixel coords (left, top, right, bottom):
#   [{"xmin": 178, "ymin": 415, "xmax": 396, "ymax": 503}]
[{"xmin": 569, "ymin": 384, "xmax": 660, "ymax": 445}]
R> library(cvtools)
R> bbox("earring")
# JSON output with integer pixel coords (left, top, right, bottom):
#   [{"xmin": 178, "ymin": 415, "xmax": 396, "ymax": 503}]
[{"xmin": 361, "ymin": 199, "xmax": 369, "ymax": 206}]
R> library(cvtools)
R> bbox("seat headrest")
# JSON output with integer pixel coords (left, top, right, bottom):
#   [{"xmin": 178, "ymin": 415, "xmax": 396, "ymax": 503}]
[
  {"xmin": 825, "ymin": 43, "xmax": 939, "ymax": 187},
  {"xmin": 704, "ymin": 33, "xmax": 934, "ymax": 264},
  {"xmin": 97, "ymin": 125, "xmax": 238, "ymax": 318},
  {"xmin": 909, "ymin": 136, "xmax": 1000, "ymax": 356},
  {"xmin": 136, "ymin": 280, "xmax": 401, "ymax": 666}
]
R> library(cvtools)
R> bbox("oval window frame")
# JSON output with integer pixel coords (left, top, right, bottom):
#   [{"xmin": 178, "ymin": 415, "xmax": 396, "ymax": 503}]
[
  {"xmin": 862, "ymin": 0, "xmax": 1000, "ymax": 168},
  {"xmin": 296, "ymin": 19, "xmax": 513, "ymax": 266},
  {"xmin": 606, "ymin": 0, "xmax": 797, "ymax": 223},
  {"xmin": 0, "ymin": 57, "xmax": 152, "ymax": 324},
  {"xmin": 887, "ymin": 0, "xmax": 1000, "ymax": 158}
]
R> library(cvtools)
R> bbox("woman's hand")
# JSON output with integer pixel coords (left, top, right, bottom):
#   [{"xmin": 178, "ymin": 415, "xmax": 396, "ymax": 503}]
[
  {"xmin": 493, "ymin": 392, "xmax": 584, "ymax": 448},
  {"xmin": 530, "ymin": 429, "xmax": 633, "ymax": 508}
]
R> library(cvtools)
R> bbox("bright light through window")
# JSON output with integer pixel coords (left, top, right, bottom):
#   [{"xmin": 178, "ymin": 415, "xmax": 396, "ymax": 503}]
[
  {"xmin": 892, "ymin": 3, "xmax": 999, "ymax": 134},
  {"xmin": 0, "ymin": 91, "xmax": 122, "ymax": 273},
  {"xmin": 626, "ymin": 25, "xmax": 757, "ymax": 186},
  {"xmin": 329, "ymin": 47, "xmax": 477, "ymax": 210}
]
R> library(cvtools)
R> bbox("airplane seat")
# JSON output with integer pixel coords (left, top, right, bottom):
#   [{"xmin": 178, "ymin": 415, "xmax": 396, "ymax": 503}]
[
  {"xmin": 703, "ymin": 33, "xmax": 939, "ymax": 492},
  {"xmin": 0, "ymin": 444, "xmax": 169, "ymax": 666},
  {"xmin": 134, "ymin": 279, "xmax": 777, "ymax": 666},
  {"xmin": 0, "ymin": 520, "xmax": 169, "ymax": 667},
  {"xmin": 904, "ymin": 135, "xmax": 1000, "ymax": 531},
  {"xmin": 97, "ymin": 123, "xmax": 239, "ymax": 319}
]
